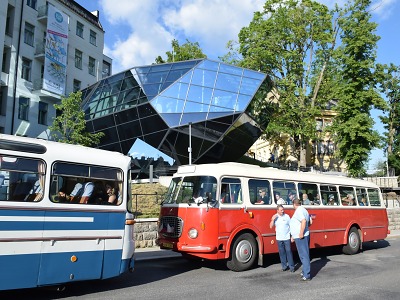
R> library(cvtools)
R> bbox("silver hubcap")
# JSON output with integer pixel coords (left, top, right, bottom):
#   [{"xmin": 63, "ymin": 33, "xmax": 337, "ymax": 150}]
[
  {"xmin": 349, "ymin": 231, "xmax": 359, "ymax": 249},
  {"xmin": 235, "ymin": 240, "xmax": 253, "ymax": 263}
]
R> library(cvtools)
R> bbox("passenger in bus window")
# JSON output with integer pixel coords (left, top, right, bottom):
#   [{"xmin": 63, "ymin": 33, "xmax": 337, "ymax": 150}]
[
  {"xmin": 287, "ymin": 191, "xmax": 296, "ymax": 205},
  {"xmin": 89, "ymin": 181, "xmax": 107, "ymax": 204},
  {"xmin": 24, "ymin": 179, "xmax": 43, "ymax": 202},
  {"xmin": 58, "ymin": 181, "xmax": 94, "ymax": 204},
  {"xmin": 255, "ymin": 188, "xmax": 269, "ymax": 204},
  {"xmin": 302, "ymin": 193, "xmax": 311, "ymax": 205},
  {"xmin": 359, "ymin": 197, "xmax": 368, "ymax": 206},
  {"xmin": 275, "ymin": 192, "xmax": 286, "ymax": 205},
  {"xmin": 105, "ymin": 183, "xmax": 118, "ymax": 205},
  {"xmin": 327, "ymin": 195, "xmax": 337, "ymax": 205},
  {"xmin": 342, "ymin": 194, "xmax": 355, "ymax": 206}
]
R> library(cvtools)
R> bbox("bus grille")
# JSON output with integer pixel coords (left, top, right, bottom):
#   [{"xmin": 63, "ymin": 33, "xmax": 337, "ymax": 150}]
[{"xmin": 160, "ymin": 216, "xmax": 183, "ymax": 238}]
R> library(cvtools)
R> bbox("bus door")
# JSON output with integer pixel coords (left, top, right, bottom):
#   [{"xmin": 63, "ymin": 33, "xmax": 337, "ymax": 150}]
[
  {"xmin": 219, "ymin": 178, "xmax": 244, "ymax": 243},
  {"xmin": 37, "ymin": 210, "xmax": 106, "ymax": 285}
]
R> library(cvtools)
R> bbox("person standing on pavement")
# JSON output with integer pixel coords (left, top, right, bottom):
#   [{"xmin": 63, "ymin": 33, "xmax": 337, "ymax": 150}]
[
  {"xmin": 290, "ymin": 198, "xmax": 311, "ymax": 281},
  {"xmin": 270, "ymin": 205, "xmax": 295, "ymax": 272}
]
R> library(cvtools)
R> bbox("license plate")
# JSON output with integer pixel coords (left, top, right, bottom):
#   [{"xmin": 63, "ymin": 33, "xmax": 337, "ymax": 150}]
[{"xmin": 163, "ymin": 242, "xmax": 173, "ymax": 249}]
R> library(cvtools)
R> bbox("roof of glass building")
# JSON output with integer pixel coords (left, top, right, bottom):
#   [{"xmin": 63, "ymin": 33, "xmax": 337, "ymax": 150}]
[{"xmin": 81, "ymin": 59, "xmax": 273, "ymax": 166}]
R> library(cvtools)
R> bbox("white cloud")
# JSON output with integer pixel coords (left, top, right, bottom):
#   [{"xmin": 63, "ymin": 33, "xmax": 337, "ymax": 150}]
[{"xmin": 98, "ymin": 0, "xmax": 264, "ymax": 72}]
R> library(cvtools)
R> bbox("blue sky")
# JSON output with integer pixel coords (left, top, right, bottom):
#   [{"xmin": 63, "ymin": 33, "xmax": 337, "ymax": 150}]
[{"xmin": 75, "ymin": 0, "xmax": 400, "ymax": 169}]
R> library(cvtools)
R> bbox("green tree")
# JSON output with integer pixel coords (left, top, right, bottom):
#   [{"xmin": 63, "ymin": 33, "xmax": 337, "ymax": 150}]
[
  {"xmin": 155, "ymin": 39, "xmax": 206, "ymax": 64},
  {"xmin": 376, "ymin": 63, "xmax": 400, "ymax": 175},
  {"xmin": 331, "ymin": 0, "xmax": 385, "ymax": 177},
  {"xmin": 49, "ymin": 91, "xmax": 104, "ymax": 147},
  {"xmin": 228, "ymin": 0, "xmax": 334, "ymax": 168}
]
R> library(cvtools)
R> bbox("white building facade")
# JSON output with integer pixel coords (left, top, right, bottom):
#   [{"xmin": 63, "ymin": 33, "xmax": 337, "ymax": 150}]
[{"xmin": 0, "ymin": 0, "xmax": 111, "ymax": 138}]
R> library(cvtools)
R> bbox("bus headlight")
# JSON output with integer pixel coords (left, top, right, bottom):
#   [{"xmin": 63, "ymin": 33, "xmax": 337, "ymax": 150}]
[{"xmin": 188, "ymin": 228, "xmax": 198, "ymax": 239}]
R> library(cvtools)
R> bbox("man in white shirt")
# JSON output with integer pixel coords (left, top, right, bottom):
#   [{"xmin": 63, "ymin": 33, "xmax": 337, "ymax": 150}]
[{"xmin": 270, "ymin": 205, "xmax": 294, "ymax": 272}]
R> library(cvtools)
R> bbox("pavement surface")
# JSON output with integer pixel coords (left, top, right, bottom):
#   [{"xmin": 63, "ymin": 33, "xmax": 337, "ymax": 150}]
[{"xmin": 135, "ymin": 229, "xmax": 400, "ymax": 262}]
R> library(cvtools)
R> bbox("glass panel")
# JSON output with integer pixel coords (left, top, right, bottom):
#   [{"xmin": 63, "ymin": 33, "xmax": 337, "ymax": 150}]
[
  {"xmin": 272, "ymin": 181, "xmax": 297, "ymax": 205},
  {"xmin": 218, "ymin": 63, "xmax": 243, "ymax": 76},
  {"xmin": 211, "ymin": 90, "xmax": 237, "ymax": 109},
  {"xmin": 161, "ymin": 82, "xmax": 189, "ymax": 99},
  {"xmin": 171, "ymin": 59, "xmax": 201, "ymax": 70},
  {"xmin": 356, "ymin": 188, "xmax": 368, "ymax": 206},
  {"xmin": 166, "ymin": 69, "xmax": 189, "ymax": 82},
  {"xmin": 339, "ymin": 187, "xmax": 356, "ymax": 206},
  {"xmin": 144, "ymin": 70, "xmax": 169, "ymax": 84},
  {"xmin": 220, "ymin": 177, "xmax": 242, "ymax": 204},
  {"xmin": 184, "ymin": 101, "xmax": 208, "ymax": 113},
  {"xmin": 151, "ymin": 97, "xmax": 185, "ymax": 113},
  {"xmin": 179, "ymin": 70, "xmax": 193, "ymax": 84},
  {"xmin": 53, "ymin": 163, "xmax": 89, "ymax": 177},
  {"xmin": 367, "ymin": 188, "xmax": 381, "ymax": 206},
  {"xmin": 298, "ymin": 183, "xmax": 320, "ymax": 205},
  {"xmin": 191, "ymin": 69, "xmax": 217, "ymax": 87},
  {"xmin": 248, "ymin": 179, "xmax": 272, "ymax": 205},
  {"xmin": 135, "ymin": 66, "xmax": 151, "ymax": 74},
  {"xmin": 180, "ymin": 112, "xmax": 208, "ymax": 126},
  {"xmin": 243, "ymin": 69, "xmax": 266, "ymax": 80},
  {"xmin": 142, "ymin": 83, "xmax": 163, "ymax": 97},
  {"xmin": 215, "ymin": 73, "xmax": 241, "ymax": 93},
  {"xmin": 197, "ymin": 60, "xmax": 219, "ymax": 71},
  {"xmin": 160, "ymin": 113, "xmax": 181, "ymax": 127},
  {"xmin": 320, "ymin": 185, "xmax": 339, "ymax": 205},
  {"xmin": 239, "ymin": 77, "xmax": 262, "ymax": 95},
  {"xmin": 150, "ymin": 63, "xmax": 172, "ymax": 72},
  {"xmin": 186, "ymin": 85, "xmax": 213, "ymax": 104},
  {"xmin": 236, "ymin": 94, "xmax": 252, "ymax": 112}
]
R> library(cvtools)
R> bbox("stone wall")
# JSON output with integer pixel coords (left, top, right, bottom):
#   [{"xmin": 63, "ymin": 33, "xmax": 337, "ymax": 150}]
[
  {"xmin": 134, "ymin": 218, "xmax": 159, "ymax": 248},
  {"xmin": 134, "ymin": 209, "xmax": 400, "ymax": 248}
]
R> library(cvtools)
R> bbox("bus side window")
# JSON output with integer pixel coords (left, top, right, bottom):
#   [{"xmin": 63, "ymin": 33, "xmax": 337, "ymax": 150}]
[
  {"xmin": 221, "ymin": 178, "xmax": 241, "ymax": 205},
  {"xmin": 367, "ymin": 188, "xmax": 381, "ymax": 206},
  {"xmin": 248, "ymin": 179, "xmax": 271, "ymax": 205}
]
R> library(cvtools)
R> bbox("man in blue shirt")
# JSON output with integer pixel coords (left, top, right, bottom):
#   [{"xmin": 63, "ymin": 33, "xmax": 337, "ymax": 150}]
[
  {"xmin": 270, "ymin": 205, "xmax": 294, "ymax": 272},
  {"xmin": 290, "ymin": 198, "xmax": 311, "ymax": 281}
]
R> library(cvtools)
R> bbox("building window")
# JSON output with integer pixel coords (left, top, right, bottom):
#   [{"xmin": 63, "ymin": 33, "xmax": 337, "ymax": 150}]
[
  {"xmin": 38, "ymin": 101, "xmax": 48, "ymax": 125},
  {"xmin": 88, "ymin": 56, "xmax": 96, "ymax": 76},
  {"xmin": 102, "ymin": 60, "xmax": 111, "ymax": 78},
  {"xmin": 18, "ymin": 97, "xmax": 30, "ymax": 121},
  {"xmin": 90, "ymin": 30, "xmax": 97, "ymax": 46},
  {"xmin": 76, "ymin": 21, "xmax": 84, "ymax": 38},
  {"xmin": 73, "ymin": 79, "xmax": 81, "ymax": 92},
  {"xmin": 24, "ymin": 22, "xmax": 35, "ymax": 46},
  {"xmin": 21, "ymin": 58, "xmax": 32, "ymax": 81},
  {"xmin": 26, "ymin": 0, "xmax": 37, "ymax": 9},
  {"xmin": 75, "ymin": 49, "xmax": 82, "ymax": 69}
]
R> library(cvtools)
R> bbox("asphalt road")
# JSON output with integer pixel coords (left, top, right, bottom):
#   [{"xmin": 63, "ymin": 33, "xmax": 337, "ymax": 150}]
[{"xmin": 2, "ymin": 236, "xmax": 400, "ymax": 300}]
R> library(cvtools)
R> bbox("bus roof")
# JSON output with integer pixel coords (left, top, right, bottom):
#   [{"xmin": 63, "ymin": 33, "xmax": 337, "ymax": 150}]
[
  {"xmin": 176, "ymin": 162, "xmax": 379, "ymax": 188},
  {"xmin": 0, "ymin": 134, "xmax": 131, "ymax": 168}
]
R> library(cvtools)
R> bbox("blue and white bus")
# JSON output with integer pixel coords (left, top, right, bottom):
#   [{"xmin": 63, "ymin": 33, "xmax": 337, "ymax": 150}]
[{"xmin": 0, "ymin": 134, "xmax": 135, "ymax": 291}]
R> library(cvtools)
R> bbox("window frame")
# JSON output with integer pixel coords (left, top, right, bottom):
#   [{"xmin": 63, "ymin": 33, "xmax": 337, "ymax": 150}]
[
  {"xmin": 76, "ymin": 21, "xmax": 84, "ymax": 38},
  {"xmin": 88, "ymin": 56, "xmax": 96, "ymax": 76},
  {"xmin": 75, "ymin": 49, "xmax": 82, "ymax": 69},
  {"xmin": 24, "ymin": 22, "xmax": 35, "ymax": 46},
  {"xmin": 21, "ymin": 57, "xmax": 32, "ymax": 81},
  {"xmin": 89, "ymin": 29, "xmax": 97, "ymax": 46},
  {"xmin": 38, "ymin": 101, "xmax": 48, "ymax": 125},
  {"xmin": 18, "ymin": 97, "xmax": 30, "ymax": 121}
]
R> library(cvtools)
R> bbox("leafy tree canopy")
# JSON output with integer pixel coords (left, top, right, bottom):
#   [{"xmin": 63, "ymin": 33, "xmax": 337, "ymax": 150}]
[
  {"xmin": 155, "ymin": 39, "xmax": 206, "ymax": 64},
  {"xmin": 49, "ymin": 91, "xmax": 104, "ymax": 147}
]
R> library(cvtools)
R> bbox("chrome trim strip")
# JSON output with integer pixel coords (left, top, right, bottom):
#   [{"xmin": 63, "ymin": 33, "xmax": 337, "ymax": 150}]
[{"xmin": 0, "ymin": 235, "xmax": 122, "ymax": 242}]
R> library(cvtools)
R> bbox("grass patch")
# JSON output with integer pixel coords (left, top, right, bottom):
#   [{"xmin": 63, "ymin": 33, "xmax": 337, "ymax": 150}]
[{"xmin": 131, "ymin": 183, "xmax": 168, "ymax": 218}]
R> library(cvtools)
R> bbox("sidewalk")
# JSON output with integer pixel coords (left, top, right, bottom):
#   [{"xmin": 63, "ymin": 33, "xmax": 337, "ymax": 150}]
[{"xmin": 135, "ymin": 230, "xmax": 400, "ymax": 262}]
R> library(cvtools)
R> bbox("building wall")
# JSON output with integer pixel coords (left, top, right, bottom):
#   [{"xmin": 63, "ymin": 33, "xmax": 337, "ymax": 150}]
[{"xmin": 0, "ymin": 0, "xmax": 108, "ymax": 138}]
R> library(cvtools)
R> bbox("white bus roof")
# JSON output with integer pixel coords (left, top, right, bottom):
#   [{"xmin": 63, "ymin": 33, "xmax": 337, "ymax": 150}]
[
  {"xmin": 0, "ymin": 134, "xmax": 131, "ymax": 168},
  {"xmin": 176, "ymin": 162, "xmax": 379, "ymax": 188}
]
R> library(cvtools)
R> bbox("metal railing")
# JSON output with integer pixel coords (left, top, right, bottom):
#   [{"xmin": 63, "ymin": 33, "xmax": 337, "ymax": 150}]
[{"xmin": 131, "ymin": 193, "xmax": 162, "ymax": 219}]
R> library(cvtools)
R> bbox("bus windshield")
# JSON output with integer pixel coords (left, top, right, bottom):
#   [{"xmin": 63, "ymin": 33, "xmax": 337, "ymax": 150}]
[{"xmin": 164, "ymin": 176, "xmax": 217, "ymax": 204}]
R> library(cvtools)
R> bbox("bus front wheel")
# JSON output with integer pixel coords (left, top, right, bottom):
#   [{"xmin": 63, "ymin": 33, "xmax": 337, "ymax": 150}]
[
  {"xmin": 343, "ymin": 227, "xmax": 360, "ymax": 255},
  {"xmin": 226, "ymin": 233, "xmax": 257, "ymax": 272}
]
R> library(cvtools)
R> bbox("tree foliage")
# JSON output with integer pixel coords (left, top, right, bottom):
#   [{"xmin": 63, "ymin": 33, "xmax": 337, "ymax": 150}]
[
  {"xmin": 228, "ymin": 0, "xmax": 335, "ymax": 167},
  {"xmin": 155, "ymin": 39, "xmax": 206, "ymax": 64},
  {"xmin": 225, "ymin": 0, "xmax": 386, "ymax": 176},
  {"xmin": 376, "ymin": 63, "xmax": 400, "ymax": 175},
  {"xmin": 49, "ymin": 91, "xmax": 104, "ymax": 147},
  {"xmin": 330, "ymin": 0, "xmax": 385, "ymax": 177}
]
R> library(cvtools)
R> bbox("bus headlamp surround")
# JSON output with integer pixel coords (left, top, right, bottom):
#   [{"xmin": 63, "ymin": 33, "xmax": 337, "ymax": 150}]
[{"xmin": 188, "ymin": 228, "xmax": 198, "ymax": 239}]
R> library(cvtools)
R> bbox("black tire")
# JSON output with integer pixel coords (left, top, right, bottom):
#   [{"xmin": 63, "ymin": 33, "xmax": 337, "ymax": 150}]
[
  {"xmin": 342, "ymin": 227, "xmax": 361, "ymax": 255},
  {"xmin": 226, "ymin": 233, "xmax": 257, "ymax": 272}
]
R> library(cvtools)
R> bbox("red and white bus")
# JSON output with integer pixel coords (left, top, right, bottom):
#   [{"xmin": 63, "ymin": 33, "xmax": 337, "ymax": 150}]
[{"xmin": 157, "ymin": 162, "xmax": 389, "ymax": 271}]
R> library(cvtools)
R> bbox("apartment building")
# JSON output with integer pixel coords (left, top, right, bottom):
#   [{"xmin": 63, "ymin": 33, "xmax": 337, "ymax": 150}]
[{"xmin": 0, "ymin": 0, "xmax": 111, "ymax": 138}]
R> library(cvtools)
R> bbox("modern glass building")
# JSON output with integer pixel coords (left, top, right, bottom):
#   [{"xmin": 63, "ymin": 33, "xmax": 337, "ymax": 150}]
[{"xmin": 81, "ymin": 59, "xmax": 273, "ymax": 167}]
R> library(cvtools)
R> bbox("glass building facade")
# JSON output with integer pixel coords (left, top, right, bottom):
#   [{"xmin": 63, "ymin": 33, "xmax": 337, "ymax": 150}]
[{"xmin": 81, "ymin": 59, "xmax": 273, "ymax": 166}]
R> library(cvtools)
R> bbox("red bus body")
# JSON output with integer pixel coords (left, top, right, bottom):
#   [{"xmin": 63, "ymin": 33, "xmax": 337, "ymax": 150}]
[{"xmin": 158, "ymin": 163, "xmax": 389, "ymax": 270}]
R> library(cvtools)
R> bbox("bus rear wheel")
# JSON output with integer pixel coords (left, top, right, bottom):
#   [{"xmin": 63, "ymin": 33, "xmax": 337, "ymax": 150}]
[
  {"xmin": 226, "ymin": 233, "xmax": 257, "ymax": 272},
  {"xmin": 343, "ymin": 227, "xmax": 361, "ymax": 255}
]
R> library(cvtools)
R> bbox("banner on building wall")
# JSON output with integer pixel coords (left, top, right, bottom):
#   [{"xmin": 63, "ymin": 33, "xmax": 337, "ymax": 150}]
[{"xmin": 43, "ymin": 5, "xmax": 69, "ymax": 95}]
